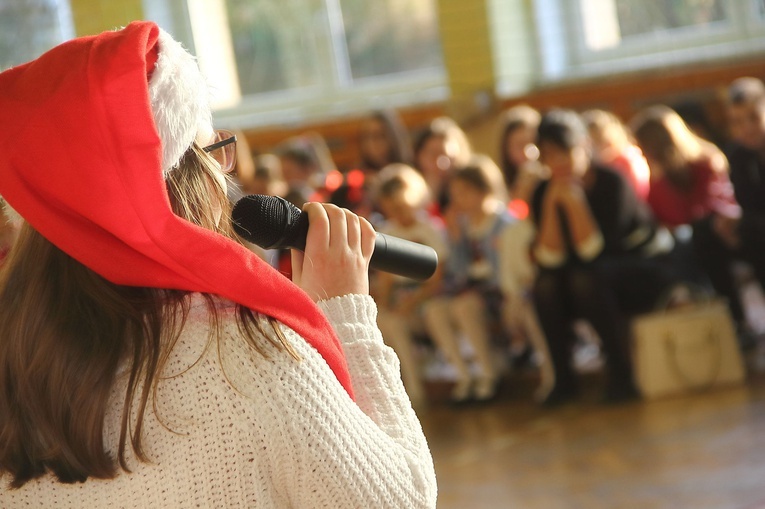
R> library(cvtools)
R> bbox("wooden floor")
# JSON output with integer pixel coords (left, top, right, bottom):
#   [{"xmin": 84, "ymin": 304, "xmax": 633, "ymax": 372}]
[{"xmin": 419, "ymin": 379, "xmax": 765, "ymax": 509}]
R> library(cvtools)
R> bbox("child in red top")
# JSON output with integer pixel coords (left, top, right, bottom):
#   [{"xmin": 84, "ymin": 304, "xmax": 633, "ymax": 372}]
[
  {"xmin": 646, "ymin": 158, "xmax": 740, "ymax": 228},
  {"xmin": 632, "ymin": 105, "xmax": 749, "ymax": 328}
]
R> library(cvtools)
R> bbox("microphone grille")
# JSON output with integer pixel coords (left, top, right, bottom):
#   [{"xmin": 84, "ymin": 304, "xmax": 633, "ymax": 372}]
[{"xmin": 232, "ymin": 195, "xmax": 298, "ymax": 249}]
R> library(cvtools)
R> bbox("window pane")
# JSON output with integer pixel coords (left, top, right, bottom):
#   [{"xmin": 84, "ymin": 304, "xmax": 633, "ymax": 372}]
[
  {"xmin": 579, "ymin": 0, "xmax": 729, "ymax": 51},
  {"xmin": 757, "ymin": 0, "xmax": 765, "ymax": 20},
  {"xmin": 339, "ymin": 0, "xmax": 443, "ymax": 81},
  {"xmin": 615, "ymin": 0, "xmax": 726, "ymax": 38},
  {"xmin": 0, "ymin": 0, "xmax": 73, "ymax": 70},
  {"xmin": 224, "ymin": 0, "xmax": 324, "ymax": 95}
]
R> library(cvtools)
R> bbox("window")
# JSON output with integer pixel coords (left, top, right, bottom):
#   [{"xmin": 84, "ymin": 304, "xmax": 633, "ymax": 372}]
[
  {"xmin": 0, "ymin": 0, "xmax": 74, "ymax": 71},
  {"xmin": 149, "ymin": 0, "xmax": 446, "ymax": 128},
  {"xmin": 582, "ymin": 0, "xmax": 727, "ymax": 51},
  {"xmin": 338, "ymin": 0, "xmax": 444, "ymax": 82},
  {"xmin": 225, "ymin": 0, "xmax": 323, "ymax": 96},
  {"xmin": 535, "ymin": 0, "xmax": 765, "ymax": 81}
]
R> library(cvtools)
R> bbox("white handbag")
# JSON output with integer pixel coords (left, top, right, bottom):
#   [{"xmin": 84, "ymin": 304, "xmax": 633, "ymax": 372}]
[{"xmin": 632, "ymin": 299, "xmax": 745, "ymax": 399}]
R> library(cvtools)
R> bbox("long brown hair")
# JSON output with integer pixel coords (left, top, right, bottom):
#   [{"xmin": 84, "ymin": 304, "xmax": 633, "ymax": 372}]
[
  {"xmin": 0, "ymin": 143, "xmax": 295, "ymax": 488},
  {"xmin": 631, "ymin": 105, "xmax": 727, "ymax": 187}
]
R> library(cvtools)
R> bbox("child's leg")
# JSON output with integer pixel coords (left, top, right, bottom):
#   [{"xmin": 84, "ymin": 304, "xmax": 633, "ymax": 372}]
[
  {"xmin": 517, "ymin": 298, "xmax": 556, "ymax": 401},
  {"xmin": 451, "ymin": 291, "xmax": 497, "ymax": 399},
  {"xmin": 423, "ymin": 296, "xmax": 472, "ymax": 400}
]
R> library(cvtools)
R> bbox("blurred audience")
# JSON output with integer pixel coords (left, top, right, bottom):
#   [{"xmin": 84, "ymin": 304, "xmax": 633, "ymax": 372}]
[
  {"xmin": 583, "ymin": 109, "xmax": 651, "ymax": 201},
  {"xmin": 499, "ymin": 104, "xmax": 546, "ymax": 208},
  {"xmin": 250, "ymin": 154, "xmax": 288, "ymax": 197},
  {"xmin": 497, "ymin": 106, "xmax": 552, "ymax": 394},
  {"xmin": 717, "ymin": 77, "xmax": 765, "ymax": 334},
  {"xmin": 631, "ymin": 105, "xmax": 748, "ymax": 327},
  {"xmin": 422, "ymin": 155, "xmax": 512, "ymax": 403},
  {"xmin": 631, "ymin": 105, "xmax": 738, "ymax": 229},
  {"xmin": 374, "ymin": 164, "xmax": 448, "ymax": 406},
  {"xmin": 209, "ymin": 83, "xmax": 765, "ymax": 407},
  {"xmin": 229, "ymin": 130, "xmax": 287, "ymax": 198},
  {"xmin": 358, "ymin": 110, "xmax": 413, "ymax": 174},
  {"xmin": 531, "ymin": 109, "xmax": 674, "ymax": 406},
  {"xmin": 413, "ymin": 116, "xmax": 472, "ymax": 217},
  {"xmin": 277, "ymin": 133, "xmax": 336, "ymax": 207}
]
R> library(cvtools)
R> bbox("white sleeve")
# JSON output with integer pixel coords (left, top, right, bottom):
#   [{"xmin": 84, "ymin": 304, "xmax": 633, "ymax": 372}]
[
  {"xmin": 573, "ymin": 231, "xmax": 604, "ymax": 261},
  {"xmin": 267, "ymin": 294, "xmax": 438, "ymax": 509},
  {"xmin": 533, "ymin": 243, "xmax": 566, "ymax": 269}
]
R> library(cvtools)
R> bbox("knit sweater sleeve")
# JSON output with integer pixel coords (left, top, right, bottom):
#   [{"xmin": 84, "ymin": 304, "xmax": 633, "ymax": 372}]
[{"xmin": 267, "ymin": 294, "xmax": 437, "ymax": 509}]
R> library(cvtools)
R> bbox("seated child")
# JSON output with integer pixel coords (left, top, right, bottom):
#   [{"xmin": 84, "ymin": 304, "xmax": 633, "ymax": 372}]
[
  {"xmin": 423, "ymin": 155, "xmax": 514, "ymax": 403},
  {"xmin": 374, "ymin": 164, "xmax": 449, "ymax": 405}
]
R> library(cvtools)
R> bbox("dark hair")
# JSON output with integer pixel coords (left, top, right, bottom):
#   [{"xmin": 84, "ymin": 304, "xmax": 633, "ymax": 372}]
[
  {"xmin": 499, "ymin": 105, "xmax": 540, "ymax": 188},
  {"xmin": 412, "ymin": 127, "xmax": 437, "ymax": 163},
  {"xmin": 378, "ymin": 174, "xmax": 406, "ymax": 199},
  {"xmin": 450, "ymin": 155, "xmax": 507, "ymax": 202},
  {"xmin": 412, "ymin": 117, "xmax": 472, "ymax": 170},
  {"xmin": 728, "ymin": 77, "xmax": 765, "ymax": 106},
  {"xmin": 279, "ymin": 146, "xmax": 315, "ymax": 168},
  {"xmin": 536, "ymin": 109, "xmax": 589, "ymax": 151},
  {"xmin": 452, "ymin": 166, "xmax": 491, "ymax": 194},
  {"xmin": 359, "ymin": 110, "xmax": 413, "ymax": 170}
]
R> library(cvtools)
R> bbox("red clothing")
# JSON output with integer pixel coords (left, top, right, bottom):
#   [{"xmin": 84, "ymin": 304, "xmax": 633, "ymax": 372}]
[
  {"xmin": 648, "ymin": 159, "xmax": 741, "ymax": 228},
  {"xmin": 0, "ymin": 22, "xmax": 354, "ymax": 399},
  {"xmin": 605, "ymin": 146, "xmax": 651, "ymax": 201}
]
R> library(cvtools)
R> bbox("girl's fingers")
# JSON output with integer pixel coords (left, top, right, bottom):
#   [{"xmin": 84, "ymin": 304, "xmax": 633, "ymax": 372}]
[
  {"xmin": 303, "ymin": 202, "xmax": 330, "ymax": 251},
  {"xmin": 344, "ymin": 208, "xmax": 361, "ymax": 254},
  {"xmin": 322, "ymin": 203, "xmax": 348, "ymax": 249},
  {"xmin": 359, "ymin": 216, "xmax": 376, "ymax": 261},
  {"xmin": 294, "ymin": 202, "xmax": 373, "ymax": 301}
]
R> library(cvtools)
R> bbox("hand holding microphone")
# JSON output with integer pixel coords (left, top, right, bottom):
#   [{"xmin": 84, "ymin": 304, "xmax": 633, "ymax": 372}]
[
  {"xmin": 291, "ymin": 202, "xmax": 376, "ymax": 302},
  {"xmin": 231, "ymin": 195, "xmax": 439, "ymax": 297}
]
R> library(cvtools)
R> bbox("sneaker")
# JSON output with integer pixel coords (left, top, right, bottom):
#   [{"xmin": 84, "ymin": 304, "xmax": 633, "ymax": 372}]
[
  {"xmin": 450, "ymin": 378, "xmax": 472, "ymax": 404},
  {"xmin": 473, "ymin": 377, "xmax": 498, "ymax": 402}
]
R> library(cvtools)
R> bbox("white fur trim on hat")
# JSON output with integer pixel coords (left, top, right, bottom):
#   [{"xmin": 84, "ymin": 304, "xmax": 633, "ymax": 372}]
[{"xmin": 149, "ymin": 29, "xmax": 213, "ymax": 176}]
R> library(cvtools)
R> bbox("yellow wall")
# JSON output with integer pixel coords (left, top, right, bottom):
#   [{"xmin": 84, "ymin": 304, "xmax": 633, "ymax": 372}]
[
  {"xmin": 436, "ymin": 0, "xmax": 495, "ymax": 97},
  {"xmin": 70, "ymin": 0, "xmax": 144, "ymax": 36}
]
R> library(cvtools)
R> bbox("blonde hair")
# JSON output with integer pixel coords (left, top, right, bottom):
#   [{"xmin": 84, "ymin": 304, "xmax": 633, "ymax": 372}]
[
  {"xmin": 166, "ymin": 143, "xmax": 233, "ymax": 235},
  {"xmin": 630, "ymin": 105, "xmax": 726, "ymax": 173},
  {"xmin": 582, "ymin": 109, "xmax": 632, "ymax": 150},
  {"xmin": 376, "ymin": 163, "xmax": 431, "ymax": 209}
]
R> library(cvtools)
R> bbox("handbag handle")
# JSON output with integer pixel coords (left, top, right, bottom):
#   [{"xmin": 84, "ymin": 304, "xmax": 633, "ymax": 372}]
[
  {"xmin": 664, "ymin": 331, "xmax": 723, "ymax": 391},
  {"xmin": 653, "ymin": 282, "xmax": 714, "ymax": 313}
]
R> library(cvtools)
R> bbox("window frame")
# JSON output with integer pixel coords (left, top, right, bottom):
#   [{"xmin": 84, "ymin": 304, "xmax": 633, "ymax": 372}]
[
  {"xmin": 535, "ymin": 0, "xmax": 765, "ymax": 83},
  {"xmin": 147, "ymin": 0, "xmax": 447, "ymax": 129}
]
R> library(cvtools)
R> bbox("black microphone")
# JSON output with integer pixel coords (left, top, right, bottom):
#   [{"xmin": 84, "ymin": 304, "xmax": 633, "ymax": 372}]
[{"xmin": 232, "ymin": 195, "xmax": 438, "ymax": 281}]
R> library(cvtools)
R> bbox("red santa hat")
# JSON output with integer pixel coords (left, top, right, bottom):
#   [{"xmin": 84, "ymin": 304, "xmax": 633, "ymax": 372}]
[{"xmin": 0, "ymin": 21, "xmax": 354, "ymax": 399}]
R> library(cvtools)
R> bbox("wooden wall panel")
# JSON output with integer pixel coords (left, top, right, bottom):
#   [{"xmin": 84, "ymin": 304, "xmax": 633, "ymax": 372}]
[{"xmin": 241, "ymin": 57, "xmax": 765, "ymax": 170}]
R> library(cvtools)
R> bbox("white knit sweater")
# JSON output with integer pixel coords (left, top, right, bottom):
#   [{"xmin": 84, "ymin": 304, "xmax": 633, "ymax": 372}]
[{"xmin": 3, "ymin": 294, "xmax": 437, "ymax": 508}]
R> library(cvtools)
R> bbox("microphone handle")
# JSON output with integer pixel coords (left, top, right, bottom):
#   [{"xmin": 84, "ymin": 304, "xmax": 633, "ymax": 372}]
[
  {"xmin": 371, "ymin": 233, "xmax": 439, "ymax": 281},
  {"xmin": 282, "ymin": 211, "xmax": 438, "ymax": 281}
]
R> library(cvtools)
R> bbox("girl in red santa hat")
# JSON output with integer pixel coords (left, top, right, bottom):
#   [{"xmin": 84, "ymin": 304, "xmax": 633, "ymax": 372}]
[{"xmin": 0, "ymin": 21, "xmax": 436, "ymax": 508}]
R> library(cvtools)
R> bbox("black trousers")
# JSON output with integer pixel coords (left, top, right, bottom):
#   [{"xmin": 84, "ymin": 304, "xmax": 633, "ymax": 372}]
[
  {"xmin": 533, "ymin": 256, "xmax": 673, "ymax": 392},
  {"xmin": 692, "ymin": 214, "xmax": 765, "ymax": 325}
]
